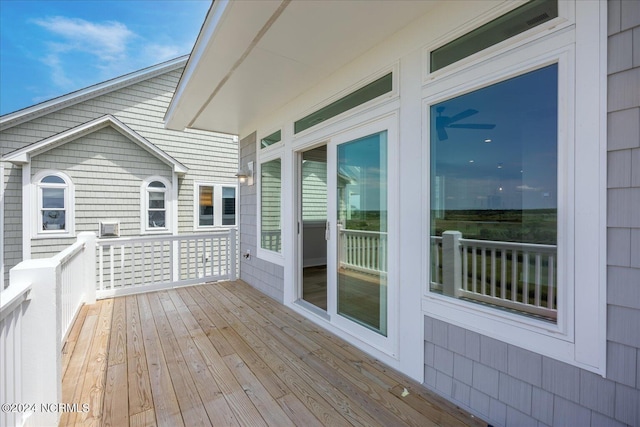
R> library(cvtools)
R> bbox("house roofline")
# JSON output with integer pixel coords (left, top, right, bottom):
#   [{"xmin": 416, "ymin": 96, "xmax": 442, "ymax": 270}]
[
  {"xmin": 1, "ymin": 114, "xmax": 188, "ymax": 175},
  {"xmin": 0, "ymin": 55, "xmax": 189, "ymax": 132},
  {"xmin": 164, "ymin": 1, "xmax": 225, "ymax": 132}
]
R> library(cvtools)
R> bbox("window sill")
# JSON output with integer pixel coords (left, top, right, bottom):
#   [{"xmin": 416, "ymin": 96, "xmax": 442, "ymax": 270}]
[
  {"xmin": 421, "ymin": 294, "xmax": 603, "ymax": 375},
  {"xmin": 33, "ymin": 231, "xmax": 75, "ymax": 240}
]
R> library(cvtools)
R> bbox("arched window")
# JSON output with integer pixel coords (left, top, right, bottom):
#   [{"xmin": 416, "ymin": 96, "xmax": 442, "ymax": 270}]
[
  {"xmin": 34, "ymin": 171, "xmax": 74, "ymax": 236},
  {"xmin": 142, "ymin": 177, "xmax": 171, "ymax": 232}
]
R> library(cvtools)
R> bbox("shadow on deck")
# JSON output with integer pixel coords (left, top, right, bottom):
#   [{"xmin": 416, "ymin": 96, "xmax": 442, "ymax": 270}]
[{"xmin": 61, "ymin": 280, "xmax": 487, "ymax": 426}]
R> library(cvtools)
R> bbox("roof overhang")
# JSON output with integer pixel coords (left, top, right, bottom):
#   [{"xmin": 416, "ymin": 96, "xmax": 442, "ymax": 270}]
[
  {"xmin": 165, "ymin": 0, "xmax": 440, "ymax": 135},
  {"xmin": 2, "ymin": 115, "xmax": 188, "ymax": 174}
]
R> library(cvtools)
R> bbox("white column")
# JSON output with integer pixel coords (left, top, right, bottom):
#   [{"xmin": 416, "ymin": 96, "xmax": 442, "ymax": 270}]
[{"xmin": 10, "ymin": 259, "xmax": 62, "ymax": 427}]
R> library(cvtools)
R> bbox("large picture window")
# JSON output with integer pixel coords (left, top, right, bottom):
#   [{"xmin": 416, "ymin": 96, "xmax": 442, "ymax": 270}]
[
  {"xmin": 424, "ymin": 0, "xmax": 605, "ymax": 374},
  {"xmin": 430, "ymin": 64, "xmax": 558, "ymax": 322}
]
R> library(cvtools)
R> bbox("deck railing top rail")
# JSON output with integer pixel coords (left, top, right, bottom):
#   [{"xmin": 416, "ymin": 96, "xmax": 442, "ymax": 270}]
[{"xmin": 0, "ymin": 280, "xmax": 32, "ymax": 321}]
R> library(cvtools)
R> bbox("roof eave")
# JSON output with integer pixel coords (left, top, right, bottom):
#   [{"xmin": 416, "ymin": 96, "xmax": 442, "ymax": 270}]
[
  {"xmin": 0, "ymin": 56, "xmax": 189, "ymax": 132},
  {"xmin": 2, "ymin": 115, "xmax": 189, "ymax": 174}
]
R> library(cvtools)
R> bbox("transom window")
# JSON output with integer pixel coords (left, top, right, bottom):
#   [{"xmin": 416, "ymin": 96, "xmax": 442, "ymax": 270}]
[
  {"xmin": 261, "ymin": 130, "xmax": 282, "ymax": 149},
  {"xmin": 195, "ymin": 183, "xmax": 237, "ymax": 228},
  {"xmin": 294, "ymin": 72, "xmax": 393, "ymax": 134},
  {"xmin": 429, "ymin": 0, "xmax": 558, "ymax": 72}
]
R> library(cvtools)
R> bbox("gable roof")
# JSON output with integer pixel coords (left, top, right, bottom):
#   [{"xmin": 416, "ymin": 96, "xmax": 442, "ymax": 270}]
[
  {"xmin": 2, "ymin": 114, "xmax": 188, "ymax": 174},
  {"xmin": 0, "ymin": 55, "xmax": 188, "ymax": 132}
]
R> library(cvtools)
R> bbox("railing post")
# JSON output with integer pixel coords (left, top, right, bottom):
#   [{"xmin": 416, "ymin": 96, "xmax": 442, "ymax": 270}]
[
  {"xmin": 442, "ymin": 231, "xmax": 462, "ymax": 298},
  {"xmin": 77, "ymin": 232, "xmax": 97, "ymax": 304},
  {"xmin": 230, "ymin": 229, "xmax": 237, "ymax": 281},
  {"xmin": 9, "ymin": 260, "xmax": 62, "ymax": 427}
]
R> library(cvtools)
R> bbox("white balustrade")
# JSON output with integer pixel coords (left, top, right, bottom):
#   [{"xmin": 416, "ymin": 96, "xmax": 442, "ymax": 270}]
[
  {"xmin": 0, "ymin": 281, "xmax": 32, "ymax": 427},
  {"xmin": 338, "ymin": 228, "xmax": 387, "ymax": 274},
  {"xmin": 97, "ymin": 230, "xmax": 237, "ymax": 298},
  {"xmin": 430, "ymin": 232, "xmax": 557, "ymax": 320},
  {"xmin": 1, "ymin": 231, "xmax": 96, "ymax": 427}
]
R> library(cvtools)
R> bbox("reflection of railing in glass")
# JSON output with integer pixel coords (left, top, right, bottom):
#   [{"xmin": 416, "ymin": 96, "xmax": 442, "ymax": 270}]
[
  {"xmin": 338, "ymin": 226, "xmax": 387, "ymax": 274},
  {"xmin": 261, "ymin": 230, "xmax": 282, "ymax": 253},
  {"xmin": 430, "ymin": 232, "xmax": 557, "ymax": 321}
]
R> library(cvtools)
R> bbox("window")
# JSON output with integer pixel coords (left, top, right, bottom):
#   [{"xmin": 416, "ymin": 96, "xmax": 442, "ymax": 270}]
[
  {"xmin": 35, "ymin": 171, "xmax": 74, "ymax": 236},
  {"xmin": 294, "ymin": 73, "xmax": 393, "ymax": 134},
  {"xmin": 142, "ymin": 177, "xmax": 171, "ymax": 233},
  {"xmin": 430, "ymin": 0, "xmax": 558, "ymax": 72},
  {"xmin": 194, "ymin": 183, "xmax": 237, "ymax": 228},
  {"xmin": 260, "ymin": 158, "xmax": 282, "ymax": 253},
  {"xmin": 430, "ymin": 64, "xmax": 558, "ymax": 322},
  {"xmin": 222, "ymin": 187, "xmax": 236, "ymax": 225},
  {"xmin": 261, "ymin": 130, "xmax": 282, "ymax": 149},
  {"xmin": 424, "ymin": 0, "xmax": 606, "ymax": 374}
]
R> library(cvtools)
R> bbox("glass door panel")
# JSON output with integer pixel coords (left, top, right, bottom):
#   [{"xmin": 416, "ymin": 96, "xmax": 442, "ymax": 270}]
[
  {"xmin": 301, "ymin": 146, "xmax": 328, "ymax": 310},
  {"xmin": 336, "ymin": 131, "xmax": 387, "ymax": 336}
]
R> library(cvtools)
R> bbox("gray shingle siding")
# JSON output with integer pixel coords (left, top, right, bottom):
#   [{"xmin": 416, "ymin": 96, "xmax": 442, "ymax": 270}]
[
  {"xmin": 423, "ymin": 5, "xmax": 640, "ymax": 425},
  {"xmin": 1, "ymin": 65, "xmax": 237, "ymax": 285},
  {"xmin": 237, "ymin": 132, "xmax": 284, "ymax": 302}
]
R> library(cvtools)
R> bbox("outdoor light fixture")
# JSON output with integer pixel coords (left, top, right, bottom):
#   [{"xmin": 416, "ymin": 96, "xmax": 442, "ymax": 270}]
[{"xmin": 235, "ymin": 161, "xmax": 254, "ymax": 186}]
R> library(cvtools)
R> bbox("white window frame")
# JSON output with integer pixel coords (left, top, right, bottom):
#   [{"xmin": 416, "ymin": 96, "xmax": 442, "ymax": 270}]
[
  {"xmin": 257, "ymin": 150, "xmax": 285, "ymax": 265},
  {"xmin": 33, "ymin": 170, "xmax": 75, "ymax": 238},
  {"xmin": 141, "ymin": 176, "xmax": 172, "ymax": 234},
  {"xmin": 421, "ymin": 1, "xmax": 606, "ymax": 375},
  {"xmin": 193, "ymin": 181, "xmax": 238, "ymax": 230}
]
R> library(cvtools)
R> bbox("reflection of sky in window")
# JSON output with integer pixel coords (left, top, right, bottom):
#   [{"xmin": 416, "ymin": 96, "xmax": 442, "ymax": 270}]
[
  {"xmin": 338, "ymin": 132, "xmax": 387, "ymax": 211},
  {"xmin": 43, "ymin": 188, "xmax": 64, "ymax": 208},
  {"xmin": 431, "ymin": 64, "xmax": 557, "ymax": 210}
]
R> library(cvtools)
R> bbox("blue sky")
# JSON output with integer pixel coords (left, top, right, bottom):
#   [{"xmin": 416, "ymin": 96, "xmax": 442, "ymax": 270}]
[{"xmin": 0, "ymin": 0, "xmax": 211, "ymax": 115}]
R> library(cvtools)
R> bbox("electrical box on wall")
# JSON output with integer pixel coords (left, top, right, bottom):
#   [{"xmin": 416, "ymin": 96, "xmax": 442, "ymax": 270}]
[{"xmin": 99, "ymin": 221, "xmax": 120, "ymax": 238}]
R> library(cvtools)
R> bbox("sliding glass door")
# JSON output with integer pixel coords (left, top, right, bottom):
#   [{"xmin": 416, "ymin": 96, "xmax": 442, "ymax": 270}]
[{"xmin": 336, "ymin": 131, "xmax": 388, "ymax": 336}]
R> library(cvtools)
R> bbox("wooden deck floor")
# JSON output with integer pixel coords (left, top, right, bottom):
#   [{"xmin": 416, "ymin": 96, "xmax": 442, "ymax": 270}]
[{"xmin": 61, "ymin": 280, "xmax": 486, "ymax": 426}]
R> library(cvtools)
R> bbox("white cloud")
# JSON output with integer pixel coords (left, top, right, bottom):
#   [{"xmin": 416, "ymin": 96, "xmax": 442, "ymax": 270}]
[
  {"xmin": 34, "ymin": 16, "xmax": 135, "ymax": 61},
  {"xmin": 31, "ymin": 15, "xmax": 188, "ymax": 93}
]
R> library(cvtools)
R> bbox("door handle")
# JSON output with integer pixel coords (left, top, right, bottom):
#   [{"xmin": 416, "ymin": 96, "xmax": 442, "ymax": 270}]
[{"xmin": 325, "ymin": 221, "xmax": 330, "ymax": 241}]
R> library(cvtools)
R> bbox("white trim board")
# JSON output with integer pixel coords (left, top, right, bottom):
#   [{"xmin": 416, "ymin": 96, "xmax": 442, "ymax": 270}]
[
  {"xmin": 2, "ymin": 115, "xmax": 188, "ymax": 175},
  {"xmin": 0, "ymin": 56, "xmax": 188, "ymax": 131}
]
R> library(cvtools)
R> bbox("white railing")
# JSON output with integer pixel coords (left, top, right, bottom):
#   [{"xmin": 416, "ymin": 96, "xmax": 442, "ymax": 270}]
[
  {"xmin": 56, "ymin": 238, "xmax": 91, "ymax": 342},
  {"xmin": 338, "ymin": 228, "xmax": 387, "ymax": 274},
  {"xmin": 97, "ymin": 230, "xmax": 237, "ymax": 298},
  {"xmin": 431, "ymin": 231, "xmax": 557, "ymax": 320},
  {"xmin": 2, "ymin": 232, "xmax": 96, "ymax": 427},
  {"xmin": 0, "ymin": 281, "xmax": 32, "ymax": 427}
]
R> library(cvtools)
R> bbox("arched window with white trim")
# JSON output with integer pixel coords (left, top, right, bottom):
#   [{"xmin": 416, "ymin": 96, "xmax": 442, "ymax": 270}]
[
  {"xmin": 34, "ymin": 170, "xmax": 75, "ymax": 237},
  {"xmin": 142, "ymin": 176, "xmax": 172, "ymax": 233}
]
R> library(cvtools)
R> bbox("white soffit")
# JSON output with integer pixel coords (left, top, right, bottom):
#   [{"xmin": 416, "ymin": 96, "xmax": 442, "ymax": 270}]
[{"xmin": 166, "ymin": 0, "xmax": 438, "ymax": 135}]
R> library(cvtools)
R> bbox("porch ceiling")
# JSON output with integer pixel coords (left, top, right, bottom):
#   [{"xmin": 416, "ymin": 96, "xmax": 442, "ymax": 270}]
[{"xmin": 165, "ymin": 0, "xmax": 439, "ymax": 135}]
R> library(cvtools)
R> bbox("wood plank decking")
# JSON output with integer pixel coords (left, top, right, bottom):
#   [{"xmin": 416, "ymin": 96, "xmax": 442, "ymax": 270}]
[{"xmin": 61, "ymin": 280, "xmax": 486, "ymax": 426}]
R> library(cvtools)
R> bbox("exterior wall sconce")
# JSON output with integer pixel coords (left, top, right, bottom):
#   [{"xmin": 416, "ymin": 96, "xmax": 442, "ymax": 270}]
[{"xmin": 235, "ymin": 161, "xmax": 254, "ymax": 186}]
